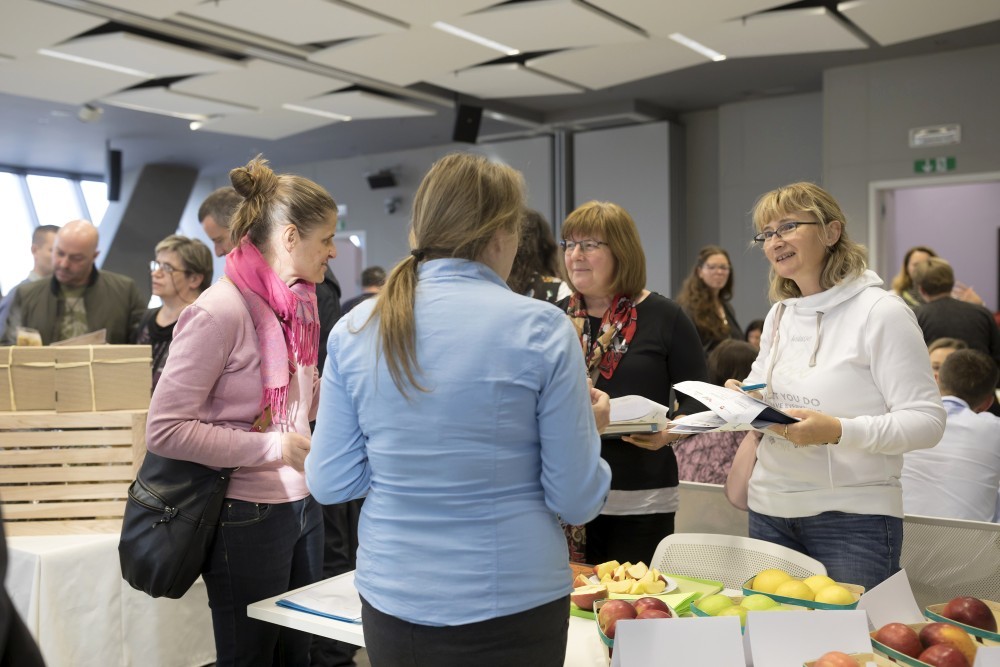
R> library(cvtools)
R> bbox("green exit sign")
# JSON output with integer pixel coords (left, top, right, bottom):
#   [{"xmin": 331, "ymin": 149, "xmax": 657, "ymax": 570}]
[{"xmin": 914, "ymin": 157, "xmax": 956, "ymax": 173}]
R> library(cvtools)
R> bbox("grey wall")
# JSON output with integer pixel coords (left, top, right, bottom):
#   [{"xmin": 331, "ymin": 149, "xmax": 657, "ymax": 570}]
[
  {"xmin": 572, "ymin": 121, "xmax": 678, "ymax": 297},
  {"xmin": 824, "ymin": 43, "xmax": 1000, "ymax": 268}
]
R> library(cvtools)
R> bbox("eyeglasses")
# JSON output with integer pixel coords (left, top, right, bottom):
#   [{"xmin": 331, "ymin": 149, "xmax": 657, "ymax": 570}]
[
  {"xmin": 703, "ymin": 263, "xmax": 730, "ymax": 272},
  {"xmin": 752, "ymin": 221, "xmax": 820, "ymax": 245},
  {"xmin": 149, "ymin": 260, "xmax": 187, "ymax": 274},
  {"xmin": 560, "ymin": 239, "xmax": 609, "ymax": 254}
]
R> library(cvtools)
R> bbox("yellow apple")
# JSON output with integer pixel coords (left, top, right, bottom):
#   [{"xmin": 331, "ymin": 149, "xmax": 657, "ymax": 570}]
[
  {"xmin": 814, "ymin": 584, "xmax": 855, "ymax": 606},
  {"xmin": 774, "ymin": 579, "xmax": 815, "ymax": 601},
  {"xmin": 802, "ymin": 575, "xmax": 836, "ymax": 595},
  {"xmin": 752, "ymin": 569, "xmax": 793, "ymax": 594}
]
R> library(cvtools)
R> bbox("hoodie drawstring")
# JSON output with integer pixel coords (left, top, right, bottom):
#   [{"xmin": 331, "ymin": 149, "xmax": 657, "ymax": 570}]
[{"xmin": 809, "ymin": 312, "xmax": 824, "ymax": 367}]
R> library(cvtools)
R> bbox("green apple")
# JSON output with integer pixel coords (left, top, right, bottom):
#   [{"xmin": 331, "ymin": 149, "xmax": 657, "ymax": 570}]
[
  {"xmin": 740, "ymin": 594, "xmax": 780, "ymax": 611},
  {"xmin": 717, "ymin": 606, "xmax": 747, "ymax": 626},
  {"xmin": 696, "ymin": 594, "xmax": 735, "ymax": 616}
]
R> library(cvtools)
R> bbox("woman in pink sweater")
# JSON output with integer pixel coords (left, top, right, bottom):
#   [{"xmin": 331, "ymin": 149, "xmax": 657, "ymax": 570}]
[{"xmin": 146, "ymin": 155, "xmax": 337, "ymax": 666}]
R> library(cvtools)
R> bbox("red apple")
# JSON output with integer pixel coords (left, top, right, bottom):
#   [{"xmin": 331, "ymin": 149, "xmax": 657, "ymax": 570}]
[
  {"xmin": 813, "ymin": 651, "xmax": 859, "ymax": 667},
  {"xmin": 598, "ymin": 599, "xmax": 637, "ymax": 639},
  {"xmin": 633, "ymin": 597, "xmax": 672, "ymax": 616},
  {"xmin": 874, "ymin": 622, "xmax": 923, "ymax": 658},
  {"xmin": 570, "ymin": 585, "xmax": 608, "ymax": 612},
  {"xmin": 919, "ymin": 623, "xmax": 977, "ymax": 664},
  {"xmin": 942, "ymin": 596, "xmax": 997, "ymax": 633},
  {"xmin": 636, "ymin": 608, "xmax": 673, "ymax": 620},
  {"xmin": 917, "ymin": 643, "xmax": 970, "ymax": 667}
]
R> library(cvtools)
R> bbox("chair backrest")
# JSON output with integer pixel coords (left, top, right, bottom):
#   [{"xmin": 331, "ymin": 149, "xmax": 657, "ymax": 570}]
[{"xmin": 650, "ymin": 533, "xmax": 826, "ymax": 590}]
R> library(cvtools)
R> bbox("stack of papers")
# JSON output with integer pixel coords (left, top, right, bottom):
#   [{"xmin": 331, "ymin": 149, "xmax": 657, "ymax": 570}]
[
  {"xmin": 276, "ymin": 573, "xmax": 362, "ymax": 623},
  {"xmin": 604, "ymin": 395, "xmax": 671, "ymax": 436},
  {"xmin": 668, "ymin": 381, "xmax": 798, "ymax": 435}
]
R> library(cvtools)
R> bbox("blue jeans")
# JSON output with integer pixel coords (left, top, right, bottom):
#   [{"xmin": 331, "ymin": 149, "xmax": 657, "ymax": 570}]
[
  {"xmin": 203, "ymin": 495, "xmax": 324, "ymax": 667},
  {"xmin": 748, "ymin": 510, "xmax": 902, "ymax": 591}
]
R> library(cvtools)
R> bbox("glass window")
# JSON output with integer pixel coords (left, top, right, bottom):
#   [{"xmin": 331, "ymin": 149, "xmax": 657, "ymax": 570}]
[
  {"xmin": 80, "ymin": 180, "xmax": 109, "ymax": 226},
  {"xmin": 0, "ymin": 173, "xmax": 37, "ymax": 296},
  {"xmin": 26, "ymin": 174, "xmax": 84, "ymax": 226}
]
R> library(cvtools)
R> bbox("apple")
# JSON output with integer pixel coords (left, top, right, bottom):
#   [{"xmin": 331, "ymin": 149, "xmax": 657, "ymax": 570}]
[
  {"xmin": 942, "ymin": 596, "xmax": 997, "ymax": 633},
  {"xmin": 813, "ymin": 651, "xmax": 859, "ymax": 667},
  {"xmin": 636, "ymin": 608, "xmax": 673, "ymax": 620},
  {"xmin": 741, "ymin": 594, "xmax": 780, "ymax": 611},
  {"xmin": 594, "ymin": 560, "xmax": 619, "ymax": 579},
  {"xmin": 633, "ymin": 597, "xmax": 672, "ymax": 616},
  {"xmin": 917, "ymin": 643, "xmax": 970, "ymax": 667},
  {"xmin": 626, "ymin": 562, "xmax": 648, "ymax": 580},
  {"xmin": 774, "ymin": 579, "xmax": 815, "ymax": 601},
  {"xmin": 874, "ymin": 622, "xmax": 923, "ymax": 658},
  {"xmin": 919, "ymin": 623, "xmax": 977, "ymax": 664},
  {"xmin": 573, "ymin": 574, "xmax": 593, "ymax": 588},
  {"xmin": 752, "ymin": 569, "xmax": 792, "ymax": 594},
  {"xmin": 717, "ymin": 606, "xmax": 747, "ymax": 626},
  {"xmin": 598, "ymin": 599, "xmax": 637, "ymax": 639},
  {"xmin": 570, "ymin": 585, "xmax": 608, "ymax": 612},
  {"xmin": 814, "ymin": 584, "xmax": 855, "ymax": 606},
  {"xmin": 697, "ymin": 594, "xmax": 735, "ymax": 616},
  {"xmin": 802, "ymin": 575, "xmax": 837, "ymax": 595}
]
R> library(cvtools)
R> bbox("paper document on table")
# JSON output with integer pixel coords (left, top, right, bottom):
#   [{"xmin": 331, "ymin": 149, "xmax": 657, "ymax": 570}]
[
  {"xmin": 276, "ymin": 573, "xmax": 362, "ymax": 623},
  {"xmin": 604, "ymin": 395, "xmax": 671, "ymax": 436},
  {"xmin": 669, "ymin": 380, "xmax": 798, "ymax": 434}
]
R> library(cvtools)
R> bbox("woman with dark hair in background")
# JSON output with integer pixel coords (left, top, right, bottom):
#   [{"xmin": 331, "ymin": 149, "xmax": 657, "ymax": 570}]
[
  {"xmin": 308, "ymin": 153, "xmax": 611, "ymax": 667},
  {"xmin": 147, "ymin": 155, "xmax": 337, "ymax": 665},
  {"xmin": 559, "ymin": 200, "xmax": 707, "ymax": 565},
  {"xmin": 506, "ymin": 208, "xmax": 571, "ymax": 303},
  {"xmin": 891, "ymin": 245, "xmax": 938, "ymax": 309},
  {"xmin": 744, "ymin": 318, "xmax": 765, "ymax": 350},
  {"xmin": 676, "ymin": 245, "xmax": 742, "ymax": 352},
  {"xmin": 135, "ymin": 234, "xmax": 213, "ymax": 388}
]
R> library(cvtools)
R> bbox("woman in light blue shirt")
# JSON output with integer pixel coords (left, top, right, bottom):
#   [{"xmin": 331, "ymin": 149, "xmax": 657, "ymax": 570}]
[{"xmin": 308, "ymin": 153, "xmax": 611, "ymax": 667}]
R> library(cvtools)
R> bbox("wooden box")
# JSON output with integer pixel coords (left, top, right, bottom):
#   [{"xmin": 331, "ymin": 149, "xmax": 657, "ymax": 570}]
[
  {"xmin": 0, "ymin": 409, "xmax": 147, "ymax": 535},
  {"xmin": 0, "ymin": 347, "xmax": 58, "ymax": 411},
  {"xmin": 54, "ymin": 345, "xmax": 152, "ymax": 412}
]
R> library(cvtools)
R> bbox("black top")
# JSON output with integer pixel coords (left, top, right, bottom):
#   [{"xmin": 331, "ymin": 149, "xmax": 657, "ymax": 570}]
[
  {"xmin": 558, "ymin": 292, "xmax": 709, "ymax": 491},
  {"xmin": 916, "ymin": 297, "xmax": 1000, "ymax": 372},
  {"xmin": 316, "ymin": 267, "xmax": 342, "ymax": 375},
  {"xmin": 135, "ymin": 307, "xmax": 175, "ymax": 390}
]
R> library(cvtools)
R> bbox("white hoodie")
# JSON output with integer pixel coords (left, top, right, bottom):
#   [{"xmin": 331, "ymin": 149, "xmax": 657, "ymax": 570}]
[{"xmin": 745, "ymin": 270, "xmax": 945, "ymax": 519}]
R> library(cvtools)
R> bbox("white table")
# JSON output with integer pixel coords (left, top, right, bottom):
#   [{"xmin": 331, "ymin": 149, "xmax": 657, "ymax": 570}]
[
  {"xmin": 5, "ymin": 533, "xmax": 216, "ymax": 667},
  {"xmin": 248, "ymin": 572, "xmax": 610, "ymax": 666}
]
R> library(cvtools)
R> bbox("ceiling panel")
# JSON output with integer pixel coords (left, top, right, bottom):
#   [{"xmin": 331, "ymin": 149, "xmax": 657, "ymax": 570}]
[
  {"xmin": 289, "ymin": 91, "xmax": 435, "ymax": 120},
  {"xmin": 195, "ymin": 108, "xmax": 340, "ymax": 140},
  {"xmin": 1, "ymin": 0, "xmax": 106, "ymax": 59},
  {"xmin": 358, "ymin": 0, "xmax": 500, "ymax": 26},
  {"xmin": 0, "ymin": 54, "xmax": 149, "ymax": 106},
  {"xmin": 170, "ymin": 59, "xmax": 349, "ymax": 108},
  {"xmin": 684, "ymin": 8, "xmax": 869, "ymax": 59},
  {"xmin": 527, "ymin": 38, "xmax": 708, "ymax": 90},
  {"xmin": 182, "ymin": 0, "xmax": 402, "ymax": 46},
  {"xmin": 42, "ymin": 32, "xmax": 239, "ymax": 78},
  {"xmin": 309, "ymin": 27, "xmax": 499, "ymax": 87},
  {"xmin": 83, "ymin": 0, "xmax": 203, "ymax": 20},
  {"xmin": 428, "ymin": 63, "xmax": 583, "ymax": 98},
  {"xmin": 587, "ymin": 0, "xmax": 789, "ymax": 38},
  {"xmin": 446, "ymin": 0, "xmax": 643, "ymax": 52},
  {"xmin": 839, "ymin": 0, "xmax": 1000, "ymax": 46},
  {"xmin": 102, "ymin": 87, "xmax": 253, "ymax": 120}
]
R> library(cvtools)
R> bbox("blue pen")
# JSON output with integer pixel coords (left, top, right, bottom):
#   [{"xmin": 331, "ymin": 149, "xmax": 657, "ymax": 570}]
[{"xmin": 741, "ymin": 383, "xmax": 767, "ymax": 392}]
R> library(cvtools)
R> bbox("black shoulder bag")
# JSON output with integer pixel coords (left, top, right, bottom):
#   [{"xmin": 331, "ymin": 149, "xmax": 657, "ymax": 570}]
[{"xmin": 118, "ymin": 410, "xmax": 270, "ymax": 598}]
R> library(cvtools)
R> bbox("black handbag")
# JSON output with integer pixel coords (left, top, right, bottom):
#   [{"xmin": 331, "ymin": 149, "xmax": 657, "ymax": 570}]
[{"xmin": 119, "ymin": 411, "xmax": 270, "ymax": 599}]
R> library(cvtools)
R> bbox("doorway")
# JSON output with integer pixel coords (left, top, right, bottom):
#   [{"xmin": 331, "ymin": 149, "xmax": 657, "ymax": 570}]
[{"xmin": 869, "ymin": 172, "xmax": 1000, "ymax": 312}]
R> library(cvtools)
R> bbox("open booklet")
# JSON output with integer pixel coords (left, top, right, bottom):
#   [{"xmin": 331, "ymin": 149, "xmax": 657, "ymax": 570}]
[
  {"xmin": 276, "ymin": 572, "xmax": 362, "ymax": 623},
  {"xmin": 668, "ymin": 380, "xmax": 798, "ymax": 434},
  {"xmin": 604, "ymin": 395, "xmax": 671, "ymax": 436}
]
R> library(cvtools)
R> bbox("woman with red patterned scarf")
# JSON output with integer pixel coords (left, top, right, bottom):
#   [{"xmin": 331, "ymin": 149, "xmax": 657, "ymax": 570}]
[{"xmin": 558, "ymin": 201, "xmax": 708, "ymax": 565}]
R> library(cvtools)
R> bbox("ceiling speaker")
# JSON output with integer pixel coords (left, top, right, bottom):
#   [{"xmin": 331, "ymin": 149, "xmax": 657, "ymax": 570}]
[
  {"xmin": 106, "ymin": 148, "xmax": 122, "ymax": 202},
  {"xmin": 452, "ymin": 104, "xmax": 482, "ymax": 144}
]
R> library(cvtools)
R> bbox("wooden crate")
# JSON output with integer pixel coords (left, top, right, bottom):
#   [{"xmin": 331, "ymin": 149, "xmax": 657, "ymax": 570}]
[{"xmin": 0, "ymin": 410, "xmax": 147, "ymax": 535}]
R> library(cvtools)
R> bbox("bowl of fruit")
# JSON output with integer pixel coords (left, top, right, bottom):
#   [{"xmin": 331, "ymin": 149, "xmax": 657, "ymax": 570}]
[
  {"xmin": 923, "ymin": 596, "xmax": 999, "ymax": 643},
  {"xmin": 742, "ymin": 569, "xmax": 864, "ymax": 610},
  {"xmin": 570, "ymin": 559, "xmax": 678, "ymax": 619},
  {"xmin": 594, "ymin": 596, "xmax": 678, "ymax": 648},
  {"xmin": 871, "ymin": 621, "xmax": 980, "ymax": 667}
]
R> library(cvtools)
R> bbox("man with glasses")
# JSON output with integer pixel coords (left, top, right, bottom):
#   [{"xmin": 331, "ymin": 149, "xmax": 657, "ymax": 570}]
[{"xmin": 1, "ymin": 220, "xmax": 145, "ymax": 345}]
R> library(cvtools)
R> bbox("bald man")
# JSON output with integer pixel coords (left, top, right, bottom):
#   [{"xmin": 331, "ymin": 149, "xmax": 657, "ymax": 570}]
[{"xmin": 1, "ymin": 220, "xmax": 145, "ymax": 345}]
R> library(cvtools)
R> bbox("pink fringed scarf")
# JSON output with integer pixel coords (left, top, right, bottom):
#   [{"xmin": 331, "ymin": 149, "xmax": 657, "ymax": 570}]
[{"xmin": 225, "ymin": 237, "xmax": 319, "ymax": 423}]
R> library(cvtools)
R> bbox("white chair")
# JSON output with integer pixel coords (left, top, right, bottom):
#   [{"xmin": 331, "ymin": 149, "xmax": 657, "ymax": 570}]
[{"xmin": 650, "ymin": 533, "xmax": 826, "ymax": 590}]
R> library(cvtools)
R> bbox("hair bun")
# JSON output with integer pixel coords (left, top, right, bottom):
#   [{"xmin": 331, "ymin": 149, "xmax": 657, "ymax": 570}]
[{"xmin": 229, "ymin": 154, "xmax": 278, "ymax": 200}]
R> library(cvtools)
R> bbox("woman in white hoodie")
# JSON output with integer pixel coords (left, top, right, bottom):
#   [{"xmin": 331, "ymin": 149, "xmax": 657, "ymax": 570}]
[{"xmin": 727, "ymin": 182, "xmax": 945, "ymax": 590}]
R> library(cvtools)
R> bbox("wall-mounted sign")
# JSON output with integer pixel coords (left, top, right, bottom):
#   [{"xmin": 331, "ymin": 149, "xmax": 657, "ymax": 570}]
[
  {"xmin": 909, "ymin": 124, "xmax": 961, "ymax": 148},
  {"xmin": 914, "ymin": 157, "xmax": 956, "ymax": 174}
]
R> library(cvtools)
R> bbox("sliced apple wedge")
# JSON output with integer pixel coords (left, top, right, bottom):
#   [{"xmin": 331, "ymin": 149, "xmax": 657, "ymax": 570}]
[
  {"xmin": 573, "ymin": 574, "xmax": 593, "ymax": 588},
  {"xmin": 606, "ymin": 580, "xmax": 633, "ymax": 594},
  {"xmin": 570, "ymin": 585, "xmax": 608, "ymax": 612},
  {"xmin": 644, "ymin": 579, "xmax": 667, "ymax": 594},
  {"xmin": 594, "ymin": 560, "xmax": 620, "ymax": 580},
  {"xmin": 627, "ymin": 562, "xmax": 649, "ymax": 580}
]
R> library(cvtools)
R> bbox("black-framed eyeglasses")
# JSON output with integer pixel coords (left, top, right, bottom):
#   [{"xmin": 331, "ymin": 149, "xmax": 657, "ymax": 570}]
[
  {"xmin": 560, "ymin": 239, "xmax": 609, "ymax": 253},
  {"xmin": 149, "ymin": 260, "xmax": 187, "ymax": 274},
  {"xmin": 752, "ymin": 221, "xmax": 820, "ymax": 245}
]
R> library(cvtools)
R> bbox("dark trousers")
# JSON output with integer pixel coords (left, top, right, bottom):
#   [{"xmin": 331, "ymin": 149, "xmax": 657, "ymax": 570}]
[
  {"xmin": 585, "ymin": 512, "xmax": 675, "ymax": 565},
  {"xmin": 360, "ymin": 595, "xmax": 569, "ymax": 667},
  {"xmin": 203, "ymin": 496, "xmax": 324, "ymax": 667},
  {"xmin": 310, "ymin": 499, "xmax": 364, "ymax": 667}
]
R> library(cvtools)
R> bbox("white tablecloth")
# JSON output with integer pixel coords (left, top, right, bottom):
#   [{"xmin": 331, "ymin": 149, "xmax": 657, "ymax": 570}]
[{"xmin": 4, "ymin": 533, "xmax": 215, "ymax": 667}]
